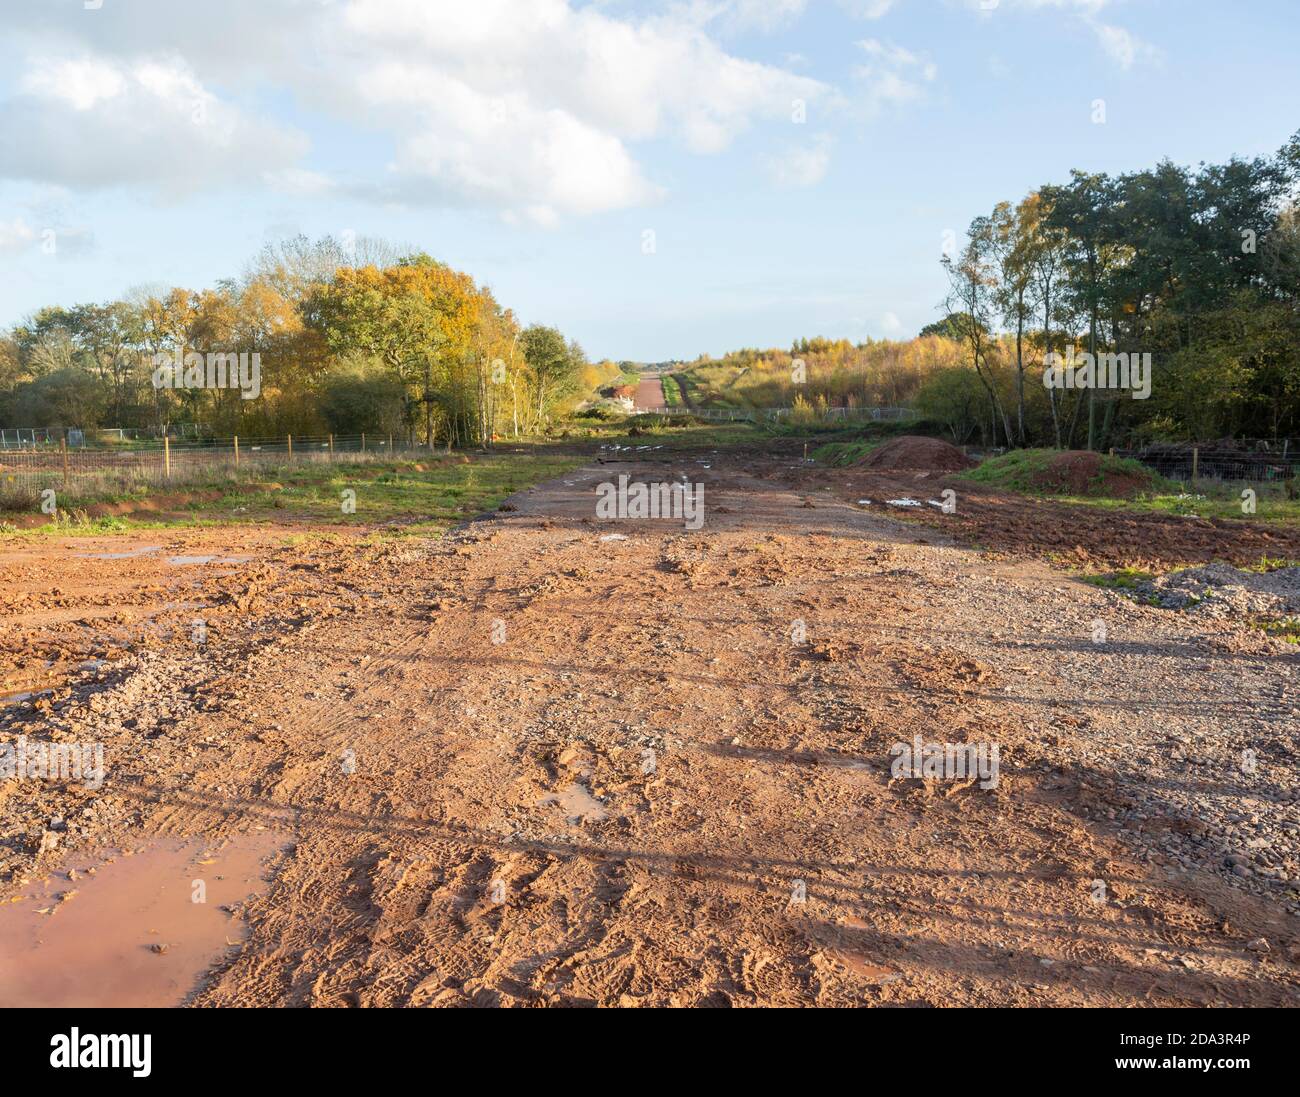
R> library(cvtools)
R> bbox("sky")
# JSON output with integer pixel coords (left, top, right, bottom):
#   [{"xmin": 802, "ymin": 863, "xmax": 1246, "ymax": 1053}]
[{"xmin": 0, "ymin": 0, "xmax": 1296, "ymax": 362}]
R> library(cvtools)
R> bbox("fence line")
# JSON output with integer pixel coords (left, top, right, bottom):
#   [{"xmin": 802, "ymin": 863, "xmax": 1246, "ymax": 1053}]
[
  {"xmin": 0, "ymin": 433, "xmax": 411, "ymax": 500},
  {"xmin": 0, "ymin": 425, "xmax": 209, "ymax": 449},
  {"xmin": 1116, "ymin": 447, "xmax": 1298, "ymax": 485}
]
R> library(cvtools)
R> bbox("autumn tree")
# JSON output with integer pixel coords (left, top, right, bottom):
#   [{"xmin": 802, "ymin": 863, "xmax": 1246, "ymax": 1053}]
[{"xmin": 941, "ymin": 218, "xmax": 1014, "ymax": 447}]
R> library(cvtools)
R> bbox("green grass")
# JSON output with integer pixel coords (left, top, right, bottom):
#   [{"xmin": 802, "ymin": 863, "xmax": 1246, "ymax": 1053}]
[
  {"xmin": 960, "ymin": 448, "xmax": 1300, "ymax": 526},
  {"xmin": 660, "ymin": 374, "xmax": 684, "ymax": 407},
  {"xmin": 1252, "ymin": 616, "xmax": 1300, "ymax": 644},
  {"xmin": 0, "ymin": 416, "xmax": 824, "ymax": 537},
  {"xmin": 1081, "ymin": 567, "xmax": 1155, "ymax": 591},
  {"xmin": 588, "ymin": 415, "xmax": 876, "ymax": 452},
  {"xmin": 0, "ymin": 453, "xmax": 583, "ymax": 538},
  {"xmin": 592, "ymin": 415, "xmax": 760, "ymax": 449},
  {"xmin": 1241, "ymin": 555, "xmax": 1300, "ymax": 572},
  {"xmin": 961, "ymin": 449, "xmax": 1175, "ymax": 495},
  {"xmin": 810, "ymin": 439, "xmax": 884, "ymax": 466},
  {"xmin": 1051, "ymin": 487, "xmax": 1300, "ymax": 526}
]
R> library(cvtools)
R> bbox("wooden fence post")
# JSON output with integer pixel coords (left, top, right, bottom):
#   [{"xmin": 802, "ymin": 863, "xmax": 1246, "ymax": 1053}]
[
  {"xmin": 329, "ymin": 434, "xmax": 335, "ymax": 461},
  {"xmin": 287, "ymin": 434, "xmax": 293, "ymax": 461},
  {"xmin": 164, "ymin": 435, "xmax": 171, "ymax": 479},
  {"xmin": 1191, "ymin": 446, "xmax": 1199, "ymax": 485},
  {"xmin": 360, "ymin": 432, "xmax": 366, "ymax": 454},
  {"xmin": 61, "ymin": 437, "xmax": 69, "ymax": 486},
  {"xmin": 233, "ymin": 435, "xmax": 240, "ymax": 468}
]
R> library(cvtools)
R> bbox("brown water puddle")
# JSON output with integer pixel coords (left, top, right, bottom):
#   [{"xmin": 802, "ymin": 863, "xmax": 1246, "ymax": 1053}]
[{"xmin": 0, "ymin": 830, "xmax": 287, "ymax": 1007}]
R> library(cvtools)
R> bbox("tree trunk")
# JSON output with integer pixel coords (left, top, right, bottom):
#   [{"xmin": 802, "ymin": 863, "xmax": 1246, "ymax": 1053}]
[
  {"xmin": 1014, "ymin": 297, "xmax": 1026, "ymax": 446},
  {"xmin": 424, "ymin": 357, "xmax": 434, "ymax": 451},
  {"xmin": 1043, "ymin": 277, "xmax": 1061, "ymax": 449},
  {"xmin": 1087, "ymin": 278, "xmax": 1098, "ymax": 452}
]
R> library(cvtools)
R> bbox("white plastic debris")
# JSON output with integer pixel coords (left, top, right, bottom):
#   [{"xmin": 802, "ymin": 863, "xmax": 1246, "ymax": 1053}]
[
  {"xmin": 599, "ymin": 533, "xmax": 628, "ymax": 542},
  {"xmin": 887, "ymin": 498, "xmax": 922, "ymax": 508}
]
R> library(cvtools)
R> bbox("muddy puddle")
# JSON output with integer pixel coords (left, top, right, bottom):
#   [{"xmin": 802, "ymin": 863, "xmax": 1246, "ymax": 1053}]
[
  {"xmin": 77, "ymin": 545, "xmax": 164, "ymax": 560},
  {"xmin": 71, "ymin": 548, "xmax": 253, "ymax": 566},
  {"xmin": 0, "ymin": 830, "xmax": 287, "ymax": 1007}
]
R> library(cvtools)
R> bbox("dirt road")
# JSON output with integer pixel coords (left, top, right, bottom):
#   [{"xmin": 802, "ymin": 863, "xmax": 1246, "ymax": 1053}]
[
  {"xmin": 2, "ymin": 453, "xmax": 1298, "ymax": 1007},
  {"xmin": 635, "ymin": 375, "xmax": 666, "ymax": 411}
]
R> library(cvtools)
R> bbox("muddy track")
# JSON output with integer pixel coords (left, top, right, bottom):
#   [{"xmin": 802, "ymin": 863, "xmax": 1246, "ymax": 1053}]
[{"xmin": 3, "ymin": 455, "xmax": 1298, "ymax": 1007}]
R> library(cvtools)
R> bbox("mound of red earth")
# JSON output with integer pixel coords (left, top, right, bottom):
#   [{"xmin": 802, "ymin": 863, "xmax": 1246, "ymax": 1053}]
[
  {"xmin": 856, "ymin": 435, "xmax": 976, "ymax": 472},
  {"xmin": 1029, "ymin": 450, "xmax": 1154, "ymax": 498}
]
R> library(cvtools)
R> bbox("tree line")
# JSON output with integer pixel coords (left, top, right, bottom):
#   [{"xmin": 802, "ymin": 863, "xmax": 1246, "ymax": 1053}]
[
  {"xmin": 937, "ymin": 130, "xmax": 1300, "ymax": 450},
  {"xmin": 677, "ymin": 335, "xmax": 967, "ymax": 411},
  {"xmin": 677, "ymin": 132, "xmax": 1299, "ymax": 450},
  {"xmin": 0, "ymin": 235, "xmax": 620, "ymax": 446}
]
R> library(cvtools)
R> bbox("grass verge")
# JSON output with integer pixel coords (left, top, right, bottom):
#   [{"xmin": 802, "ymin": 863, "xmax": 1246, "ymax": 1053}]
[
  {"xmin": 962, "ymin": 449, "xmax": 1300, "ymax": 526},
  {"xmin": 0, "ymin": 453, "xmax": 584, "ymax": 537}
]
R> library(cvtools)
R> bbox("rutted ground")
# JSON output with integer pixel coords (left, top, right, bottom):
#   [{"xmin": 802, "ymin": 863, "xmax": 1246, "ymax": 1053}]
[{"xmin": 2, "ymin": 455, "xmax": 1298, "ymax": 1007}]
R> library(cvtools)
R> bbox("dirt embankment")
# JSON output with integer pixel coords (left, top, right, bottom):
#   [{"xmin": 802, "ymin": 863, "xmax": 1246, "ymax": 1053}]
[
  {"xmin": 1028, "ymin": 451, "xmax": 1157, "ymax": 499},
  {"xmin": 855, "ymin": 436, "xmax": 977, "ymax": 472}
]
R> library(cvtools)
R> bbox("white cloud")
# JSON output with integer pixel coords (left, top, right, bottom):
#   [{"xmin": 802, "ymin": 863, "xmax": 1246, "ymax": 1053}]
[
  {"xmin": 0, "ymin": 217, "xmax": 39, "ymax": 254},
  {"xmin": 263, "ymin": 168, "xmax": 337, "ymax": 197},
  {"xmin": 0, "ymin": 55, "xmax": 307, "ymax": 197},
  {"xmin": 0, "ymin": 0, "xmax": 831, "ymax": 222},
  {"xmin": 357, "ymin": 61, "xmax": 662, "ymax": 217},
  {"xmin": 766, "ymin": 134, "xmax": 833, "ymax": 187},
  {"xmin": 1091, "ymin": 20, "xmax": 1138, "ymax": 66},
  {"xmin": 965, "ymin": 0, "xmax": 1110, "ymax": 12},
  {"xmin": 20, "ymin": 58, "xmax": 127, "ymax": 110},
  {"xmin": 0, "ymin": 216, "xmax": 92, "ymax": 257},
  {"xmin": 958, "ymin": 0, "xmax": 1159, "ymax": 69},
  {"xmin": 312, "ymin": 0, "xmax": 829, "ymax": 217},
  {"xmin": 717, "ymin": 0, "xmax": 811, "ymax": 32},
  {"xmin": 853, "ymin": 39, "xmax": 938, "ymax": 114},
  {"xmin": 839, "ymin": 0, "xmax": 898, "ymax": 19},
  {"xmin": 1088, "ymin": 20, "xmax": 1158, "ymax": 69}
]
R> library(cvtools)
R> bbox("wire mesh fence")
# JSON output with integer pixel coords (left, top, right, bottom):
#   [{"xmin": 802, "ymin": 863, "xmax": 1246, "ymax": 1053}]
[
  {"xmin": 1115, "ymin": 446, "xmax": 1299, "ymax": 485},
  {"xmin": 0, "ymin": 433, "xmax": 410, "ymax": 502},
  {"xmin": 0, "ymin": 425, "xmax": 211, "ymax": 449}
]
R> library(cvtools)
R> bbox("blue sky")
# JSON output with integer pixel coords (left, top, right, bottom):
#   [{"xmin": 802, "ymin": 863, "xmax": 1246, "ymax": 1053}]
[{"xmin": 0, "ymin": 0, "xmax": 1296, "ymax": 362}]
